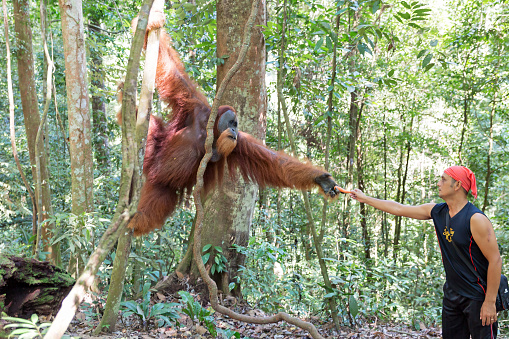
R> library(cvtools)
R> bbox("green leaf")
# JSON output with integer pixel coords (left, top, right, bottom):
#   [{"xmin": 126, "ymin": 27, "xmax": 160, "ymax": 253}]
[
  {"xmin": 414, "ymin": 8, "xmax": 432, "ymax": 15},
  {"xmin": 8, "ymin": 328, "xmax": 36, "ymax": 336},
  {"xmin": 314, "ymin": 37, "xmax": 324, "ymax": 52},
  {"xmin": 182, "ymin": 3, "xmax": 195, "ymax": 11},
  {"xmin": 324, "ymin": 292, "xmax": 336, "ymax": 298},
  {"xmin": 2, "ymin": 316, "xmax": 34, "ymax": 325},
  {"xmin": 357, "ymin": 43, "xmax": 366, "ymax": 55},
  {"xmin": 326, "ymin": 36, "xmax": 333, "ymax": 50},
  {"xmin": 214, "ymin": 246, "xmax": 223, "ymax": 253},
  {"xmin": 136, "ymin": 305, "xmax": 146, "ymax": 321},
  {"xmin": 336, "ymin": 8, "xmax": 348, "ymax": 15},
  {"xmin": 320, "ymin": 21, "xmax": 331, "ymax": 31},
  {"xmin": 202, "ymin": 253, "xmax": 210, "ymax": 264},
  {"xmin": 360, "ymin": 42, "xmax": 372, "ymax": 55},
  {"xmin": 422, "ymin": 53, "xmax": 433, "ymax": 68},
  {"xmin": 417, "ymin": 49, "xmax": 428, "ymax": 58},
  {"xmin": 372, "ymin": 0, "xmax": 380, "ymax": 13},
  {"xmin": 202, "ymin": 244, "xmax": 212, "ymax": 252},
  {"xmin": 384, "ymin": 79, "xmax": 397, "ymax": 86},
  {"xmin": 5, "ymin": 324, "xmax": 36, "ymax": 329},
  {"xmin": 408, "ymin": 22, "xmax": 422, "ymax": 29},
  {"xmin": 424, "ymin": 63, "xmax": 435, "ymax": 72},
  {"xmin": 388, "ymin": 69, "xmax": 395, "ymax": 77},
  {"xmin": 429, "ymin": 39, "xmax": 438, "ymax": 47},
  {"xmin": 398, "ymin": 12, "xmax": 411, "ymax": 20},
  {"xmin": 349, "ymin": 295, "xmax": 359, "ymax": 318},
  {"xmin": 401, "ymin": 1, "xmax": 411, "ymax": 9}
]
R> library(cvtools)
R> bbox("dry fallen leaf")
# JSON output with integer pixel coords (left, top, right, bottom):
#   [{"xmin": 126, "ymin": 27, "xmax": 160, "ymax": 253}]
[{"xmin": 195, "ymin": 325, "xmax": 207, "ymax": 335}]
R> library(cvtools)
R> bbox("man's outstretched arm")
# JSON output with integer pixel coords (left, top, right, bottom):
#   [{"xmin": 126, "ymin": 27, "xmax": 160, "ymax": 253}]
[{"xmin": 349, "ymin": 189, "xmax": 435, "ymax": 220}]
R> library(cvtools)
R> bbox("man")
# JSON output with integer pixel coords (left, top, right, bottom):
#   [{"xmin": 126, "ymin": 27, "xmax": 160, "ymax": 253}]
[{"xmin": 350, "ymin": 166, "xmax": 502, "ymax": 339}]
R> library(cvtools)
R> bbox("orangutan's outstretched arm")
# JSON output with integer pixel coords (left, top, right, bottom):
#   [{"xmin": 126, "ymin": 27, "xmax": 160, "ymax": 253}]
[{"xmin": 227, "ymin": 132, "xmax": 340, "ymax": 198}]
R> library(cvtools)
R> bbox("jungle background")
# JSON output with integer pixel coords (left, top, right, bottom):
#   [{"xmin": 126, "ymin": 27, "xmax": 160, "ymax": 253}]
[{"xmin": 1, "ymin": 0, "xmax": 508, "ymax": 337}]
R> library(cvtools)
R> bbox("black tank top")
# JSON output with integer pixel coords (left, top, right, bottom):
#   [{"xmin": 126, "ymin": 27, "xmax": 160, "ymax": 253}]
[{"xmin": 430, "ymin": 202, "xmax": 489, "ymax": 301}]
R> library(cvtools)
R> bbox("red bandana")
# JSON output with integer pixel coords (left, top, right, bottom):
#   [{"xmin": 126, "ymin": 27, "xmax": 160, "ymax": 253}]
[{"xmin": 444, "ymin": 166, "xmax": 477, "ymax": 199}]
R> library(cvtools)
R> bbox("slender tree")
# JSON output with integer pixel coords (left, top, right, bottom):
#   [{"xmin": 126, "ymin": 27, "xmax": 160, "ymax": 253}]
[
  {"xmin": 59, "ymin": 0, "xmax": 94, "ymax": 275},
  {"xmin": 13, "ymin": 0, "xmax": 59, "ymax": 264},
  {"xmin": 88, "ymin": 13, "xmax": 111, "ymax": 173}
]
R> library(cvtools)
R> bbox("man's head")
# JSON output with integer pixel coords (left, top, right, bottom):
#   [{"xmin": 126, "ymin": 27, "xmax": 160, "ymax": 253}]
[{"xmin": 438, "ymin": 166, "xmax": 477, "ymax": 199}]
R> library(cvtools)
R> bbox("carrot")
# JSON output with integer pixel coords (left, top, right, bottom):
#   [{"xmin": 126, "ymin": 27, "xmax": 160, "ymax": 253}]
[{"xmin": 334, "ymin": 186, "xmax": 352, "ymax": 194}]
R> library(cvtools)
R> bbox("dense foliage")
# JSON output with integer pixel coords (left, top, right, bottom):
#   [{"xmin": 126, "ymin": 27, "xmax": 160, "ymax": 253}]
[{"xmin": 1, "ymin": 0, "xmax": 508, "ymax": 333}]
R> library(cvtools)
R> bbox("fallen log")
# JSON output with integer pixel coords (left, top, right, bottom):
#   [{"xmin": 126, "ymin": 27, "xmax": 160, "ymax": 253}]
[{"xmin": 0, "ymin": 255, "xmax": 74, "ymax": 318}]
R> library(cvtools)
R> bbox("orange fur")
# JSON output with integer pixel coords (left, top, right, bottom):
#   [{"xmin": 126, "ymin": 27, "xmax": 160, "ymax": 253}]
[
  {"xmin": 128, "ymin": 19, "xmax": 339, "ymax": 236},
  {"xmin": 216, "ymin": 130, "xmax": 237, "ymax": 157},
  {"xmin": 227, "ymin": 132, "xmax": 325, "ymax": 191}
]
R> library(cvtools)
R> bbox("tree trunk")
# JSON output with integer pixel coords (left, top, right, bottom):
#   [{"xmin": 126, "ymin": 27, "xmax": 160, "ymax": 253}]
[
  {"xmin": 59, "ymin": 0, "xmax": 94, "ymax": 215},
  {"xmin": 95, "ymin": 231, "xmax": 132, "ymax": 333},
  {"xmin": 393, "ymin": 115, "xmax": 413, "ymax": 258},
  {"xmin": 341, "ymin": 90, "xmax": 359, "ymax": 241},
  {"xmin": 382, "ymin": 112, "xmax": 388, "ymax": 256},
  {"xmin": 59, "ymin": 0, "xmax": 94, "ymax": 275},
  {"xmin": 89, "ymin": 15, "xmax": 111, "ymax": 173},
  {"xmin": 13, "ymin": 0, "xmax": 59, "ymax": 265},
  {"xmin": 356, "ymin": 126, "xmax": 369, "ymax": 260},
  {"xmin": 482, "ymin": 97, "xmax": 495, "ymax": 213},
  {"xmin": 176, "ymin": 0, "xmax": 266, "ymax": 296},
  {"xmin": 458, "ymin": 92, "xmax": 470, "ymax": 165}
]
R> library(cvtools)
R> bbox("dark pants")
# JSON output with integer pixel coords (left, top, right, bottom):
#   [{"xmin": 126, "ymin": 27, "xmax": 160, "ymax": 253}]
[{"xmin": 442, "ymin": 284, "xmax": 497, "ymax": 339}]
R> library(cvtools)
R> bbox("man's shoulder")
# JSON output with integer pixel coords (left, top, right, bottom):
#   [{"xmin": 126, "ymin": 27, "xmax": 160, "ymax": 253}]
[
  {"xmin": 470, "ymin": 211, "xmax": 490, "ymax": 224},
  {"xmin": 467, "ymin": 201, "xmax": 483, "ymax": 214},
  {"xmin": 430, "ymin": 202, "xmax": 446, "ymax": 214}
]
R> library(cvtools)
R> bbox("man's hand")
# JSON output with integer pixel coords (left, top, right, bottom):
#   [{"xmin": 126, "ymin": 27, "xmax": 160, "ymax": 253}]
[
  {"xmin": 480, "ymin": 300, "xmax": 497, "ymax": 326},
  {"xmin": 349, "ymin": 188, "xmax": 368, "ymax": 203},
  {"xmin": 348, "ymin": 188, "xmax": 434, "ymax": 220}
]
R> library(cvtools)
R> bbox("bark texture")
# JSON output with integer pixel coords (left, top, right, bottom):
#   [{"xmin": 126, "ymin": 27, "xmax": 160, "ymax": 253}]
[
  {"xmin": 13, "ymin": 0, "xmax": 58, "ymax": 264},
  {"xmin": 180, "ymin": 0, "xmax": 267, "ymax": 294},
  {"xmin": 59, "ymin": 0, "xmax": 94, "ymax": 215},
  {"xmin": 207, "ymin": 0, "xmax": 266, "ymax": 294}
]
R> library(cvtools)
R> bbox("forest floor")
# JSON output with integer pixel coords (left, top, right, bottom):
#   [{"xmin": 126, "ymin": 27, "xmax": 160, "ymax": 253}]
[
  {"xmin": 65, "ymin": 291, "xmax": 447, "ymax": 339},
  {"xmin": 70, "ymin": 319, "xmax": 443, "ymax": 339}
]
